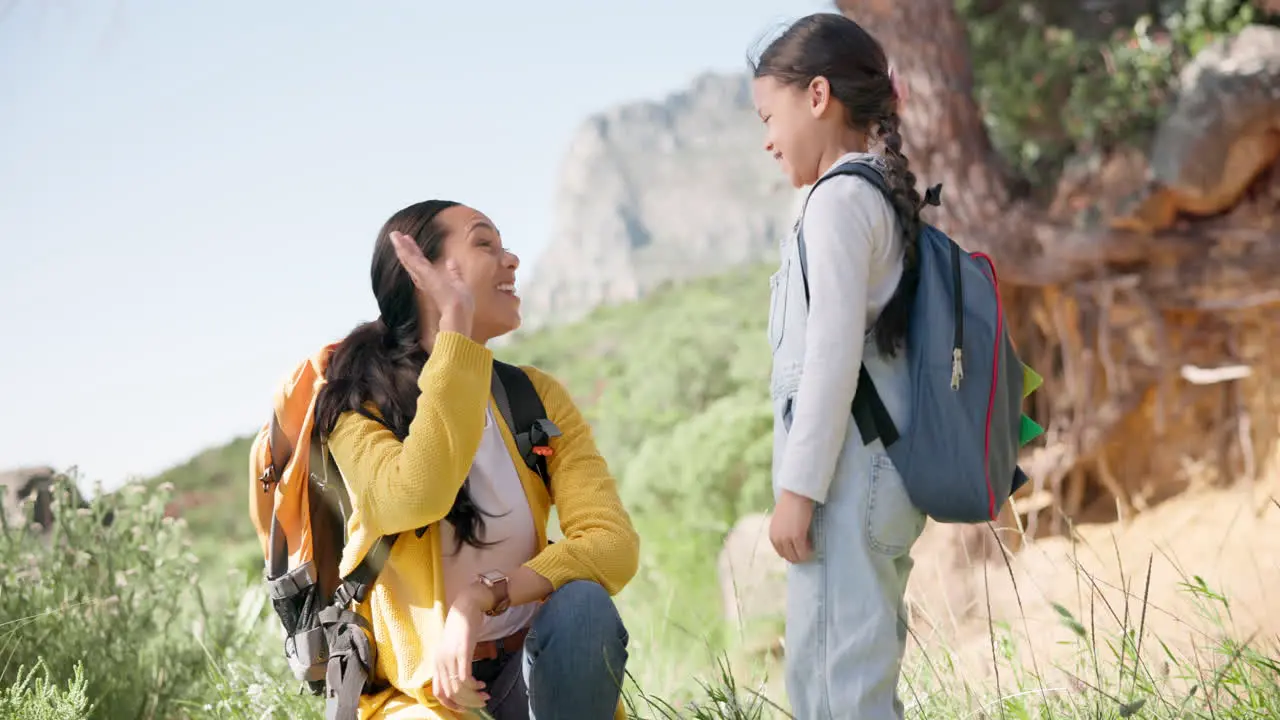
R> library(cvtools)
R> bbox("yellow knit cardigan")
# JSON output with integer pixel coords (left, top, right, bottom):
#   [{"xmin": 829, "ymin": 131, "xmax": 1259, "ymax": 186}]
[{"xmin": 326, "ymin": 331, "xmax": 639, "ymax": 719}]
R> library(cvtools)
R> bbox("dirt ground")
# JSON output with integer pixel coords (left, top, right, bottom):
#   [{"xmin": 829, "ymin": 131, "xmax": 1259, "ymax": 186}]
[{"xmin": 904, "ymin": 476, "xmax": 1280, "ymax": 685}]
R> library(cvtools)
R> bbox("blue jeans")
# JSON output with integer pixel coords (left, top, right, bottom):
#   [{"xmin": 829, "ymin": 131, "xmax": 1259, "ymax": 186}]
[
  {"xmin": 476, "ymin": 580, "xmax": 629, "ymax": 720},
  {"xmin": 782, "ymin": 452, "xmax": 925, "ymax": 720},
  {"xmin": 767, "ymin": 202, "xmax": 926, "ymax": 718}
]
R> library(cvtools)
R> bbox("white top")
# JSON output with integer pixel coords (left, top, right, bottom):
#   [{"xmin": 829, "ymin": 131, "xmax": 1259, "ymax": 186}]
[
  {"xmin": 776, "ymin": 152, "xmax": 904, "ymax": 504},
  {"xmin": 438, "ymin": 406, "xmax": 539, "ymax": 641}
]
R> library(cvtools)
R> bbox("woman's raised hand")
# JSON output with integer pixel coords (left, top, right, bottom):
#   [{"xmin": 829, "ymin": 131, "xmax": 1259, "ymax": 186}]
[{"xmin": 389, "ymin": 231, "xmax": 474, "ymax": 337}]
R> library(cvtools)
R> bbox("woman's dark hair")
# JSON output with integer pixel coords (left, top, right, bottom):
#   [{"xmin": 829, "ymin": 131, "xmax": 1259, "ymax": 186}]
[
  {"xmin": 751, "ymin": 12, "xmax": 923, "ymax": 357},
  {"xmin": 314, "ymin": 199, "xmax": 497, "ymax": 553}
]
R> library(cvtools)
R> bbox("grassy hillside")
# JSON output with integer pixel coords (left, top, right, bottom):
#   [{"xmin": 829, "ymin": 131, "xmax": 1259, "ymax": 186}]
[{"xmin": 145, "ymin": 434, "xmax": 260, "ymax": 573}]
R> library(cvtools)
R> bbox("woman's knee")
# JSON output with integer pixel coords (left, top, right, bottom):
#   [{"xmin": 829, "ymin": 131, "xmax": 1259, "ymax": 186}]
[
  {"xmin": 532, "ymin": 580, "xmax": 628, "ymax": 650},
  {"xmin": 523, "ymin": 581, "xmax": 628, "ymax": 715}
]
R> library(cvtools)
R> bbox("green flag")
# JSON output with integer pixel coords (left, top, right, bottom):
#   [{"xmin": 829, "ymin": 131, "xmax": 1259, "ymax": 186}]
[{"xmin": 1023, "ymin": 362, "xmax": 1043, "ymax": 399}]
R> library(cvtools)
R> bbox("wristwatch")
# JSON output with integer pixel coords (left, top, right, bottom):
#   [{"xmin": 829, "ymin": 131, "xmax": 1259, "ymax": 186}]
[{"xmin": 477, "ymin": 570, "xmax": 510, "ymax": 617}]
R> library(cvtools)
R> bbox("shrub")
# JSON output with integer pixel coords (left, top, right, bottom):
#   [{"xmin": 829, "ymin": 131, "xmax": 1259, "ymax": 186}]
[
  {"xmin": 0, "ymin": 661, "xmax": 92, "ymax": 720},
  {"xmin": 960, "ymin": 0, "xmax": 1259, "ymax": 189},
  {"xmin": 0, "ymin": 471, "xmax": 233, "ymax": 719}
]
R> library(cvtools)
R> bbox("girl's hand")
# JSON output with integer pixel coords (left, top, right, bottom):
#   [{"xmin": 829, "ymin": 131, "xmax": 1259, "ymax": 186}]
[
  {"xmin": 388, "ymin": 231, "xmax": 474, "ymax": 336},
  {"xmin": 431, "ymin": 592, "xmax": 489, "ymax": 712},
  {"xmin": 770, "ymin": 490, "xmax": 816, "ymax": 563}
]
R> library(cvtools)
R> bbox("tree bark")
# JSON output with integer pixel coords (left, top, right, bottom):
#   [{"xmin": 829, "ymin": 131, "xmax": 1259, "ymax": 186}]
[{"xmin": 834, "ymin": 0, "xmax": 1031, "ymax": 258}]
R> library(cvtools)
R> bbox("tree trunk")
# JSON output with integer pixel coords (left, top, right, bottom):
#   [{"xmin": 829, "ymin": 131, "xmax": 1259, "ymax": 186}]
[{"xmin": 834, "ymin": 0, "xmax": 1030, "ymax": 258}]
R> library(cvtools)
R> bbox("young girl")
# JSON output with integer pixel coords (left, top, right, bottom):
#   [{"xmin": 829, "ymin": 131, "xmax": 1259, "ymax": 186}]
[{"xmin": 751, "ymin": 13, "xmax": 928, "ymax": 719}]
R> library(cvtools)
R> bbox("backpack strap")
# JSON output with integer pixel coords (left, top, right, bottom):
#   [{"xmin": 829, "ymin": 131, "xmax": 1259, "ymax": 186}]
[
  {"xmin": 314, "ymin": 364, "xmax": 562, "ymax": 718},
  {"xmin": 332, "ymin": 534, "xmax": 397, "ymax": 607},
  {"xmin": 796, "ymin": 158, "xmax": 895, "ymax": 303},
  {"xmin": 492, "ymin": 361, "xmax": 560, "ymax": 490},
  {"xmin": 331, "ymin": 363, "xmax": 559, "ymax": 607},
  {"xmin": 260, "ymin": 411, "xmax": 294, "ymax": 492},
  {"xmin": 795, "ymin": 158, "xmax": 912, "ymax": 448}
]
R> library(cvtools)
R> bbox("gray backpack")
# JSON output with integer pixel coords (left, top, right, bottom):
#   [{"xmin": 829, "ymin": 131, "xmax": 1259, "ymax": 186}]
[{"xmin": 797, "ymin": 159, "xmax": 1030, "ymax": 523}]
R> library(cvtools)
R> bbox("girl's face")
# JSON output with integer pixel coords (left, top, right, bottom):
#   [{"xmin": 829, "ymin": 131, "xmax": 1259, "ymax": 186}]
[{"xmin": 752, "ymin": 75, "xmax": 830, "ymax": 189}]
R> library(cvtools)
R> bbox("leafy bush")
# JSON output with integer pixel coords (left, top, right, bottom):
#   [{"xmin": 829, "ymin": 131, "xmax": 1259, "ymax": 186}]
[
  {"xmin": 0, "ymin": 661, "xmax": 91, "ymax": 720},
  {"xmin": 960, "ymin": 0, "xmax": 1259, "ymax": 188},
  {"xmin": 0, "ymin": 471, "xmax": 302, "ymax": 720},
  {"xmin": 0, "ymin": 473, "xmax": 215, "ymax": 718}
]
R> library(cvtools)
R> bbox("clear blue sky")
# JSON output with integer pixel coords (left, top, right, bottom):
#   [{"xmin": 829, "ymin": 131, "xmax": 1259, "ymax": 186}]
[{"xmin": 0, "ymin": 0, "xmax": 827, "ymax": 491}]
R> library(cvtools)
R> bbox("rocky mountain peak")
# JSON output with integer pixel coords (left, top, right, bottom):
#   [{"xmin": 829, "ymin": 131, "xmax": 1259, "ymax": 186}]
[{"xmin": 517, "ymin": 71, "xmax": 802, "ymax": 330}]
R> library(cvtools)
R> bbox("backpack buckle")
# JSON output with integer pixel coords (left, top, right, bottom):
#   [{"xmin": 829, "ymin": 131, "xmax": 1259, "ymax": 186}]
[
  {"xmin": 333, "ymin": 581, "xmax": 370, "ymax": 609},
  {"xmin": 528, "ymin": 418, "xmax": 561, "ymax": 457},
  {"xmin": 258, "ymin": 466, "xmax": 277, "ymax": 493}
]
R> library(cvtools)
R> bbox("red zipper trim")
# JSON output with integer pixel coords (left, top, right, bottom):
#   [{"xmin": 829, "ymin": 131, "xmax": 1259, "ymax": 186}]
[{"xmin": 970, "ymin": 252, "xmax": 1002, "ymax": 521}]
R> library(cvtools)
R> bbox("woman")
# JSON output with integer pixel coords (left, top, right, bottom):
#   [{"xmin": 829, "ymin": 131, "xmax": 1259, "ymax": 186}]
[{"xmin": 314, "ymin": 199, "xmax": 640, "ymax": 719}]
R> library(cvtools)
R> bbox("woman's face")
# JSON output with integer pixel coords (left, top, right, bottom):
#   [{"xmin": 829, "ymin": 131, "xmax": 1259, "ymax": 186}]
[{"xmin": 432, "ymin": 204, "xmax": 522, "ymax": 342}]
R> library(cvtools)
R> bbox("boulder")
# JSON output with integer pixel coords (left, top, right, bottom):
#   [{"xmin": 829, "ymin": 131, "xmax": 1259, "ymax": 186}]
[
  {"xmin": 716, "ymin": 513, "xmax": 787, "ymax": 633},
  {"xmin": 1113, "ymin": 24, "xmax": 1280, "ymax": 232}
]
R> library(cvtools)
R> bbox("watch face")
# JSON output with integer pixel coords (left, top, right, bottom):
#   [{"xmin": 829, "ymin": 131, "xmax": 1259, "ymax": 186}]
[{"xmin": 480, "ymin": 570, "xmax": 506, "ymax": 584}]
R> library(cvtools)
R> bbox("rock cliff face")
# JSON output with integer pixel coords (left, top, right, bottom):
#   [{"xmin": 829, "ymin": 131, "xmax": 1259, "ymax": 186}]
[{"xmin": 518, "ymin": 72, "xmax": 802, "ymax": 330}]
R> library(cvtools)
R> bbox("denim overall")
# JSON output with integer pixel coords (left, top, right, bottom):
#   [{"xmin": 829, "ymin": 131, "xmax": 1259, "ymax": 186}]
[{"xmin": 767, "ymin": 194, "xmax": 927, "ymax": 719}]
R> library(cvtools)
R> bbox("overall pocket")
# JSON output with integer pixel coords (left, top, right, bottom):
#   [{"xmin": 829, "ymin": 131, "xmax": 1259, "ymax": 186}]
[{"xmin": 865, "ymin": 454, "xmax": 927, "ymax": 556}]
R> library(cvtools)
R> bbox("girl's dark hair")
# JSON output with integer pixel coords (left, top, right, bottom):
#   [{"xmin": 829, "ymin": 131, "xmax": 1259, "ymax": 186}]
[
  {"xmin": 314, "ymin": 199, "xmax": 496, "ymax": 553},
  {"xmin": 751, "ymin": 12, "xmax": 923, "ymax": 357}
]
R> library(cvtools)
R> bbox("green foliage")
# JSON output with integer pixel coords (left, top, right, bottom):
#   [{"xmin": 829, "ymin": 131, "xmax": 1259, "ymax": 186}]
[
  {"xmin": 504, "ymin": 263, "xmax": 773, "ymax": 473},
  {"xmin": 0, "ymin": 661, "xmax": 92, "ymax": 720},
  {"xmin": 0, "ymin": 474, "xmax": 213, "ymax": 719},
  {"xmin": 959, "ymin": 0, "xmax": 1258, "ymax": 188},
  {"xmin": 895, "ymin": 575, "xmax": 1280, "ymax": 719},
  {"xmin": 625, "ymin": 655, "xmax": 788, "ymax": 719},
  {"xmin": 503, "ymin": 262, "xmax": 775, "ymax": 533},
  {"xmin": 1168, "ymin": 0, "xmax": 1261, "ymax": 54},
  {"xmin": 625, "ymin": 388, "xmax": 774, "ymax": 531},
  {"xmin": 620, "ymin": 388, "xmax": 775, "ymax": 643},
  {"xmin": 0, "ymin": 472, "xmax": 308, "ymax": 719},
  {"xmin": 144, "ymin": 435, "xmax": 262, "ymax": 576}
]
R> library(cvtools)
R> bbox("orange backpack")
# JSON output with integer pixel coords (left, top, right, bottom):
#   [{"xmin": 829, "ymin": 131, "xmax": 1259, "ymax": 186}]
[{"xmin": 247, "ymin": 346, "xmax": 559, "ymax": 719}]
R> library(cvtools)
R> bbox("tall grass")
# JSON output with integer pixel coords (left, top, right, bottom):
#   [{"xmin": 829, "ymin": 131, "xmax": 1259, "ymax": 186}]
[{"xmin": 2, "ymin": 472, "xmax": 1276, "ymax": 719}]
